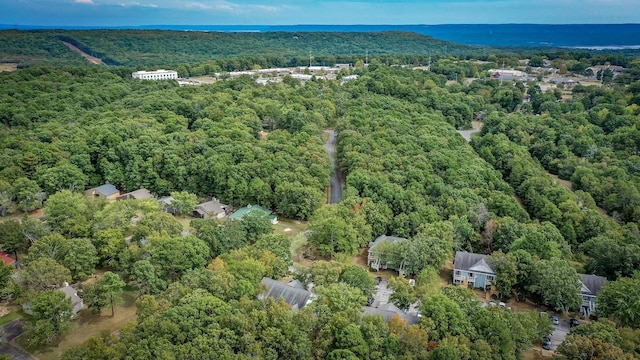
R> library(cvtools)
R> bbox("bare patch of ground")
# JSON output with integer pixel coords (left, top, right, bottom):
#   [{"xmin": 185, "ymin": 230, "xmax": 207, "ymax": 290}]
[
  {"xmin": 61, "ymin": 41, "xmax": 105, "ymax": 65},
  {"xmin": 0, "ymin": 63, "xmax": 18, "ymax": 72}
]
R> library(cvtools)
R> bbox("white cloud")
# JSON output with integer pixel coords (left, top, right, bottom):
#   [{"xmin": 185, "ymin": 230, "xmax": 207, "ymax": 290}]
[{"xmin": 74, "ymin": 0, "xmax": 95, "ymax": 4}]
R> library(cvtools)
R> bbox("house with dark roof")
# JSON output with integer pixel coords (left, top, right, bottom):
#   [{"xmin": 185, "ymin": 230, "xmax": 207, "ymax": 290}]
[
  {"xmin": 259, "ymin": 277, "xmax": 314, "ymax": 311},
  {"xmin": 116, "ymin": 187, "xmax": 154, "ymax": 201},
  {"xmin": 453, "ymin": 251, "xmax": 496, "ymax": 290},
  {"xmin": 192, "ymin": 198, "xmax": 230, "ymax": 219},
  {"xmin": 579, "ymin": 274, "xmax": 607, "ymax": 317},
  {"xmin": 229, "ymin": 204, "xmax": 278, "ymax": 224},
  {"xmin": 84, "ymin": 183, "xmax": 120, "ymax": 200},
  {"xmin": 367, "ymin": 235, "xmax": 407, "ymax": 274},
  {"xmin": 362, "ymin": 303, "xmax": 420, "ymax": 325}
]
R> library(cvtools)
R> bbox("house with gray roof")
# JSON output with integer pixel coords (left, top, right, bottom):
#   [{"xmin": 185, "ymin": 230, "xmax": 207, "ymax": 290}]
[
  {"xmin": 579, "ymin": 273, "xmax": 607, "ymax": 317},
  {"xmin": 116, "ymin": 187, "xmax": 154, "ymax": 201},
  {"xmin": 158, "ymin": 196, "xmax": 176, "ymax": 214},
  {"xmin": 23, "ymin": 282, "xmax": 83, "ymax": 316},
  {"xmin": 362, "ymin": 303, "xmax": 420, "ymax": 325},
  {"xmin": 84, "ymin": 183, "xmax": 120, "ymax": 200},
  {"xmin": 259, "ymin": 277, "xmax": 314, "ymax": 311},
  {"xmin": 453, "ymin": 251, "xmax": 495, "ymax": 290},
  {"xmin": 192, "ymin": 198, "xmax": 230, "ymax": 219},
  {"xmin": 367, "ymin": 235, "xmax": 407, "ymax": 274}
]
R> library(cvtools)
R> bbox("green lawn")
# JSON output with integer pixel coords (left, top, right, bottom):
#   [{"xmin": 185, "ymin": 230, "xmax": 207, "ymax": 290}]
[{"xmin": 0, "ymin": 311, "xmax": 21, "ymax": 326}]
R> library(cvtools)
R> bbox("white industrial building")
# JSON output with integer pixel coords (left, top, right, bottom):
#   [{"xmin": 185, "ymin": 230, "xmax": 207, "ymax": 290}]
[{"xmin": 132, "ymin": 69, "xmax": 178, "ymax": 80}]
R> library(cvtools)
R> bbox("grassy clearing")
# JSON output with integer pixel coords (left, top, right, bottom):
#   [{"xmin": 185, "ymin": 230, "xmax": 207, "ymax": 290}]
[
  {"xmin": 20, "ymin": 291, "xmax": 138, "ymax": 360},
  {"xmin": 0, "ymin": 311, "xmax": 21, "ymax": 326}
]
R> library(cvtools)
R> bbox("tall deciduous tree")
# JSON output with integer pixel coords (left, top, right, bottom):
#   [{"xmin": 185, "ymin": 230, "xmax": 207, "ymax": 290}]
[
  {"xmin": 30, "ymin": 290, "xmax": 73, "ymax": 345},
  {"xmin": 20, "ymin": 257, "xmax": 71, "ymax": 294},
  {"xmin": 169, "ymin": 191, "xmax": 198, "ymax": 217},
  {"xmin": 0, "ymin": 219, "xmax": 28, "ymax": 260},
  {"xmin": 596, "ymin": 273, "xmax": 640, "ymax": 329},
  {"xmin": 529, "ymin": 258, "xmax": 580, "ymax": 313}
]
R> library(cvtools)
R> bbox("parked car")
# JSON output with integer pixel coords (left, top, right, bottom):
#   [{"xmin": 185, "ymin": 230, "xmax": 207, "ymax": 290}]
[
  {"xmin": 570, "ymin": 318, "xmax": 580, "ymax": 328},
  {"xmin": 551, "ymin": 315, "xmax": 559, "ymax": 325},
  {"xmin": 542, "ymin": 338, "xmax": 552, "ymax": 350},
  {"xmin": 488, "ymin": 301, "xmax": 497, "ymax": 306},
  {"xmin": 498, "ymin": 302, "xmax": 506, "ymax": 308}
]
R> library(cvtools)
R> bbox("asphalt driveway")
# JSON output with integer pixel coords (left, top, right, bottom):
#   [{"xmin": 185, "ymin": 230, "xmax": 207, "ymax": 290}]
[{"xmin": 0, "ymin": 320, "xmax": 34, "ymax": 360}]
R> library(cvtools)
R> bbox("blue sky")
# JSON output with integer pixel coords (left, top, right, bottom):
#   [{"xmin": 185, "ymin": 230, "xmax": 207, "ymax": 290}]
[{"xmin": 1, "ymin": 0, "xmax": 639, "ymax": 26}]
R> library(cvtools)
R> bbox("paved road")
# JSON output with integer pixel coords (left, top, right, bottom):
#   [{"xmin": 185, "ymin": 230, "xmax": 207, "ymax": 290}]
[
  {"xmin": 456, "ymin": 128, "xmax": 481, "ymax": 142},
  {"xmin": 0, "ymin": 320, "xmax": 34, "ymax": 360},
  {"xmin": 324, "ymin": 130, "xmax": 343, "ymax": 204},
  {"xmin": 549, "ymin": 318, "xmax": 570, "ymax": 351}
]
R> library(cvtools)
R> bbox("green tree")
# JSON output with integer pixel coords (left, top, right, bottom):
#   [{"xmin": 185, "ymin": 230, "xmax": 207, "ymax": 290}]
[
  {"xmin": 400, "ymin": 222, "xmax": 454, "ymax": 275},
  {"xmin": 309, "ymin": 205, "xmax": 361, "ymax": 257},
  {"xmin": 239, "ymin": 210, "xmax": 273, "ymax": 243},
  {"xmin": 96, "ymin": 272, "xmax": 126, "ymax": 317},
  {"xmin": 20, "ymin": 257, "xmax": 71, "ymax": 293},
  {"xmin": 339, "ymin": 265, "xmax": 376, "ymax": 299},
  {"xmin": 45, "ymin": 190, "xmax": 96, "ymax": 238},
  {"xmin": 557, "ymin": 335, "xmax": 634, "ymax": 360},
  {"xmin": 30, "ymin": 290, "xmax": 73, "ymax": 345},
  {"xmin": 61, "ymin": 238, "xmax": 98, "ymax": 281},
  {"xmin": 315, "ymin": 283, "xmax": 366, "ymax": 313},
  {"xmin": 0, "ymin": 219, "xmax": 28, "ymax": 260},
  {"xmin": 169, "ymin": 191, "xmax": 198, "ymax": 217},
  {"xmin": 388, "ymin": 277, "xmax": 416, "ymax": 313},
  {"xmin": 130, "ymin": 260, "xmax": 166, "ymax": 295},
  {"xmin": 38, "ymin": 161, "xmax": 88, "ymax": 195},
  {"xmin": 13, "ymin": 177, "xmax": 43, "ymax": 212},
  {"xmin": 150, "ymin": 236, "xmax": 210, "ymax": 282},
  {"xmin": 132, "ymin": 211, "xmax": 183, "ymax": 243},
  {"xmin": 530, "ymin": 258, "xmax": 581, "ymax": 313},
  {"xmin": 420, "ymin": 293, "xmax": 473, "ymax": 341},
  {"xmin": 488, "ymin": 250, "xmax": 519, "ymax": 298},
  {"xmin": 596, "ymin": 273, "xmax": 640, "ymax": 329}
]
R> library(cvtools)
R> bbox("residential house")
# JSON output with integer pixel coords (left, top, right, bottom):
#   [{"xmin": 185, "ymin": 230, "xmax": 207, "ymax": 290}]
[
  {"xmin": 362, "ymin": 303, "xmax": 420, "ymax": 325},
  {"xmin": 229, "ymin": 204, "xmax": 278, "ymax": 224},
  {"xmin": 0, "ymin": 251, "xmax": 15, "ymax": 267},
  {"xmin": 116, "ymin": 187, "xmax": 154, "ymax": 201},
  {"xmin": 158, "ymin": 196, "xmax": 176, "ymax": 214},
  {"xmin": 367, "ymin": 235, "xmax": 407, "ymax": 274},
  {"xmin": 192, "ymin": 198, "xmax": 230, "ymax": 219},
  {"xmin": 84, "ymin": 183, "xmax": 120, "ymax": 200},
  {"xmin": 579, "ymin": 273, "xmax": 607, "ymax": 317},
  {"xmin": 453, "ymin": 251, "xmax": 496, "ymax": 290},
  {"xmin": 23, "ymin": 282, "xmax": 83, "ymax": 316},
  {"xmin": 259, "ymin": 277, "xmax": 314, "ymax": 311}
]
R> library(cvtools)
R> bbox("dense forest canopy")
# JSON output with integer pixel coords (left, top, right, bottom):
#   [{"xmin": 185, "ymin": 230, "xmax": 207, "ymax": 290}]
[
  {"xmin": 1, "ymin": 33, "xmax": 640, "ymax": 359},
  {"xmin": 1, "ymin": 29, "xmax": 639, "ymax": 68}
]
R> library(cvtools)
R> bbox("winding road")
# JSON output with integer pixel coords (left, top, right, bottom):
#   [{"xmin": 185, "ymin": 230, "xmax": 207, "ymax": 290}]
[{"xmin": 324, "ymin": 130, "xmax": 343, "ymax": 204}]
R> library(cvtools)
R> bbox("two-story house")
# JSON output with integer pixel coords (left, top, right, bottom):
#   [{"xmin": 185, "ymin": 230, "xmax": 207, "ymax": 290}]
[
  {"xmin": 367, "ymin": 235, "xmax": 407, "ymax": 275},
  {"xmin": 453, "ymin": 251, "xmax": 496, "ymax": 290},
  {"xmin": 579, "ymin": 273, "xmax": 607, "ymax": 317}
]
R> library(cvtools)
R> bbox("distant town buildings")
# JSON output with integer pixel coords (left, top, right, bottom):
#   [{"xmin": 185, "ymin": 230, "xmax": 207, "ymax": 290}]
[{"xmin": 132, "ymin": 69, "xmax": 178, "ymax": 80}]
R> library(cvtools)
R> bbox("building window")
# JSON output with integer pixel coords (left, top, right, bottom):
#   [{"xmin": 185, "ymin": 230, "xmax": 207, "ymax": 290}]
[{"xmin": 455, "ymin": 271, "xmax": 460, "ymax": 275}]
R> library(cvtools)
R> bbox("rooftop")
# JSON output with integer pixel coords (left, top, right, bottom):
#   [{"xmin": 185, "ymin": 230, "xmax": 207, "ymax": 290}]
[
  {"xmin": 454, "ymin": 251, "xmax": 494, "ymax": 275},
  {"xmin": 362, "ymin": 303, "xmax": 420, "ymax": 325},
  {"xmin": 0, "ymin": 251, "xmax": 15, "ymax": 265},
  {"xmin": 89, "ymin": 183, "xmax": 119, "ymax": 197},
  {"xmin": 369, "ymin": 235, "xmax": 407, "ymax": 249},
  {"xmin": 579, "ymin": 274, "xmax": 607, "ymax": 296},
  {"xmin": 229, "ymin": 204, "xmax": 276, "ymax": 221},
  {"xmin": 260, "ymin": 277, "xmax": 313, "ymax": 311}
]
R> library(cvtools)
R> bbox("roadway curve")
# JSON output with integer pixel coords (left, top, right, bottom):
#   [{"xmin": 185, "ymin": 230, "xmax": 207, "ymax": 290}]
[{"xmin": 324, "ymin": 130, "xmax": 343, "ymax": 204}]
